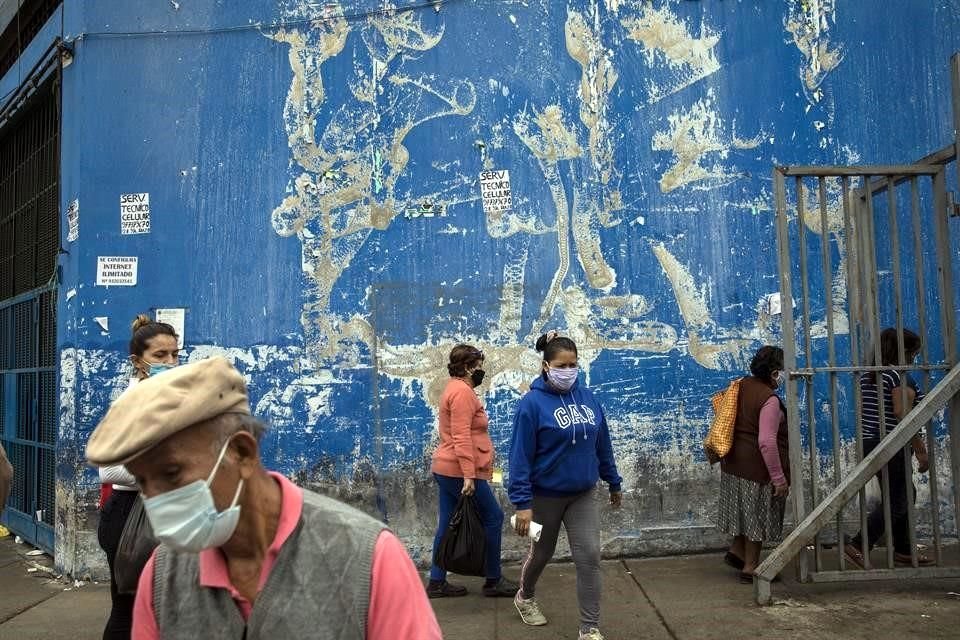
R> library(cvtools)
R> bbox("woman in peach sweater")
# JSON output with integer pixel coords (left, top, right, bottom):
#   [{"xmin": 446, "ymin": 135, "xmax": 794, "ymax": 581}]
[{"xmin": 427, "ymin": 344, "xmax": 518, "ymax": 599}]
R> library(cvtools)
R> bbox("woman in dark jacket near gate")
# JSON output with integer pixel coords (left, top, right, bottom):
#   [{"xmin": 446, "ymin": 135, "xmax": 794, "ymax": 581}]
[
  {"xmin": 97, "ymin": 315, "xmax": 179, "ymax": 639},
  {"xmin": 717, "ymin": 345, "xmax": 790, "ymax": 583}
]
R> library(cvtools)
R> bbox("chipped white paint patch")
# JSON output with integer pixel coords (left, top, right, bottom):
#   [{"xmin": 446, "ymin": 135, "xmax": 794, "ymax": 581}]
[
  {"xmin": 269, "ymin": 6, "xmax": 477, "ymax": 366},
  {"xmin": 785, "ymin": 0, "xmax": 844, "ymax": 98},
  {"xmin": 566, "ymin": 6, "xmax": 618, "ymax": 184},
  {"xmin": 650, "ymin": 242, "xmax": 751, "ymax": 369},
  {"xmin": 609, "ymin": 408, "xmax": 717, "ymax": 522},
  {"xmin": 651, "ymin": 242, "xmax": 711, "ymax": 329},
  {"xmin": 621, "ymin": 3, "xmax": 721, "ymax": 103},
  {"xmin": 651, "ymin": 92, "xmax": 757, "ymax": 193},
  {"xmin": 791, "ymin": 174, "xmax": 857, "ymax": 338}
]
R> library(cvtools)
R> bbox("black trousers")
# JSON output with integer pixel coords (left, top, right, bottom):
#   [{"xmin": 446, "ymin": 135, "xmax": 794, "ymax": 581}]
[
  {"xmin": 850, "ymin": 439, "xmax": 914, "ymax": 555},
  {"xmin": 97, "ymin": 490, "xmax": 138, "ymax": 640}
]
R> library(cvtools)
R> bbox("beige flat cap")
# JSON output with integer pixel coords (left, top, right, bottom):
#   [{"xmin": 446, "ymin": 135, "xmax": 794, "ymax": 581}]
[{"xmin": 86, "ymin": 357, "xmax": 251, "ymax": 465}]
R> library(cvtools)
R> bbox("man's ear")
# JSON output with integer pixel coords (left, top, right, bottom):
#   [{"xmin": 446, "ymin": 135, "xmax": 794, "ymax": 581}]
[{"xmin": 230, "ymin": 431, "xmax": 260, "ymax": 479}]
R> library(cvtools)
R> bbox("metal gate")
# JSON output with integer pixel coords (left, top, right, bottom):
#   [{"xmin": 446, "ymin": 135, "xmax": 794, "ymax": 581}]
[
  {"xmin": 753, "ymin": 55, "xmax": 960, "ymax": 601},
  {"xmin": 0, "ymin": 78, "xmax": 60, "ymax": 553},
  {"xmin": 769, "ymin": 164, "xmax": 958, "ymax": 579}
]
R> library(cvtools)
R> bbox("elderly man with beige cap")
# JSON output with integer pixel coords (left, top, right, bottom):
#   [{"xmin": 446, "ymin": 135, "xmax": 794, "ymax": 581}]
[{"xmin": 86, "ymin": 357, "xmax": 441, "ymax": 640}]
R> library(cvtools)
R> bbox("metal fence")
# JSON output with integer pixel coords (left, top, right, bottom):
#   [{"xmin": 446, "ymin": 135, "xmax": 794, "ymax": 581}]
[
  {"xmin": 776, "ymin": 162, "xmax": 957, "ymax": 564},
  {"xmin": 0, "ymin": 76, "xmax": 59, "ymax": 553},
  {"xmin": 752, "ymin": 50, "xmax": 960, "ymax": 604}
]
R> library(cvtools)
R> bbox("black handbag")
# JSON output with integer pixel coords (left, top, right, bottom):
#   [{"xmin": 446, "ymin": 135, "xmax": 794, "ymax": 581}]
[
  {"xmin": 433, "ymin": 494, "xmax": 486, "ymax": 577},
  {"xmin": 113, "ymin": 495, "xmax": 158, "ymax": 594}
]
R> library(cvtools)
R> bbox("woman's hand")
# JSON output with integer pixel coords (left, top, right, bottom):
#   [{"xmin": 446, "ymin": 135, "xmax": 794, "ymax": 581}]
[
  {"xmin": 773, "ymin": 481, "xmax": 789, "ymax": 498},
  {"xmin": 610, "ymin": 491, "xmax": 622, "ymax": 509},
  {"xmin": 461, "ymin": 478, "xmax": 476, "ymax": 496},
  {"xmin": 514, "ymin": 509, "xmax": 533, "ymax": 536}
]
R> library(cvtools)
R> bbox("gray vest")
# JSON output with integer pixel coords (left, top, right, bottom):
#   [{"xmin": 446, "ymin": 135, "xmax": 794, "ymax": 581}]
[{"xmin": 153, "ymin": 489, "xmax": 386, "ymax": 639}]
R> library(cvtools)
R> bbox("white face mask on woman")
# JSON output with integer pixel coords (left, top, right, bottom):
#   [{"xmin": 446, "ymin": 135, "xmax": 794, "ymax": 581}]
[
  {"xmin": 772, "ymin": 370, "xmax": 784, "ymax": 388},
  {"xmin": 141, "ymin": 438, "xmax": 244, "ymax": 553},
  {"xmin": 546, "ymin": 366, "xmax": 579, "ymax": 391}
]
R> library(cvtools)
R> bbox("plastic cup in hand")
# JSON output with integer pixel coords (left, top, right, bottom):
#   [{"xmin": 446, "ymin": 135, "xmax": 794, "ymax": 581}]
[{"xmin": 509, "ymin": 515, "xmax": 543, "ymax": 542}]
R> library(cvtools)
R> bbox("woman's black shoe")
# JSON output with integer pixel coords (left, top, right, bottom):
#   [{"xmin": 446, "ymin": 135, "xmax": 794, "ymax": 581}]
[
  {"xmin": 724, "ymin": 552, "xmax": 745, "ymax": 570},
  {"xmin": 426, "ymin": 580, "xmax": 468, "ymax": 598},
  {"xmin": 482, "ymin": 576, "xmax": 520, "ymax": 597}
]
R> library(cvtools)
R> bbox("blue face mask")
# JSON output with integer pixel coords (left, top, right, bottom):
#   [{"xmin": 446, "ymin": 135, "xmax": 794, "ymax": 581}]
[
  {"xmin": 142, "ymin": 438, "xmax": 244, "ymax": 553},
  {"xmin": 146, "ymin": 362, "xmax": 176, "ymax": 377}
]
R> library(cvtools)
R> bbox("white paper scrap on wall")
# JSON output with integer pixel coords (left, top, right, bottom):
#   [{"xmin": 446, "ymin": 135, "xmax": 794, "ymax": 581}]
[
  {"xmin": 96, "ymin": 256, "xmax": 138, "ymax": 286},
  {"xmin": 66, "ymin": 199, "xmax": 79, "ymax": 242},
  {"xmin": 120, "ymin": 193, "xmax": 151, "ymax": 234},
  {"xmin": 479, "ymin": 170, "xmax": 513, "ymax": 213},
  {"xmin": 155, "ymin": 308, "xmax": 186, "ymax": 349},
  {"xmin": 764, "ymin": 292, "xmax": 796, "ymax": 316}
]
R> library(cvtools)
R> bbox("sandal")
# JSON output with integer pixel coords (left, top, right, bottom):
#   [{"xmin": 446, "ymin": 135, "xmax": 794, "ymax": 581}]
[
  {"xmin": 843, "ymin": 544, "xmax": 866, "ymax": 569},
  {"xmin": 724, "ymin": 552, "xmax": 745, "ymax": 571},
  {"xmin": 894, "ymin": 550, "xmax": 936, "ymax": 566}
]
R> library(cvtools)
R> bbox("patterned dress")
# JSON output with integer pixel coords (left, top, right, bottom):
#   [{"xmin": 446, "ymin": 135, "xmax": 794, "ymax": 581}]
[{"xmin": 717, "ymin": 471, "xmax": 786, "ymax": 543}]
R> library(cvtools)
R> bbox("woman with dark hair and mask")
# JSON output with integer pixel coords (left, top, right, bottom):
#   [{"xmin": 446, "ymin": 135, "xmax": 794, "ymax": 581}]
[
  {"xmin": 97, "ymin": 314, "xmax": 179, "ymax": 639},
  {"xmin": 508, "ymin": 331, "xmax": 622, "ymax": 640},
  {"xmin": 717, "ymin": 345, "xmax": 790, "ymax": 584},
  {"xmin": 844, "ymin": 328, "xmax": 933, "ymax": 568},
  {"xmin": 427, "ymin": 344, "xmax": 519, "ymax": 599}
]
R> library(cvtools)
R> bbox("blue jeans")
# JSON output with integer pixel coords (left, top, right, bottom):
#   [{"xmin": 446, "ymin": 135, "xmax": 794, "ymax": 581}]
[{"xmin": 430, "ymin": 473, "xmax": 504, "ymax": 582}]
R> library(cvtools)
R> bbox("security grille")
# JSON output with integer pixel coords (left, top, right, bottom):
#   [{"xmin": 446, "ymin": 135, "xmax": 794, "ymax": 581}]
[{"xmin": 0, "ymin": 77, "xmax": 59, "ymax": 553}]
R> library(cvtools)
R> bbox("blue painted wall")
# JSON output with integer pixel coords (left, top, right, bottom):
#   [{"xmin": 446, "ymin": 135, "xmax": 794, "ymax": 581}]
[{"xmin": 20, "ymin": 0, "xmax": 960, "ymax": 575}]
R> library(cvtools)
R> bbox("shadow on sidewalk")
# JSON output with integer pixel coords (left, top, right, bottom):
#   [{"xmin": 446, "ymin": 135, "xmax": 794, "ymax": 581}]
[
  {"xmin": 430, "ymin": 548, "xmax": 960, "ymax": 640},
  {"xmin": 0, "ymin": 535, "xmax": 957, "ymax": 640}
]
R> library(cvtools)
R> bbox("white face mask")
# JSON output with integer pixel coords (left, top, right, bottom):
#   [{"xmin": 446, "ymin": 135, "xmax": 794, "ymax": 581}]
[
  {"xmin": 773, "ymin": 371, "xmax": 784, "ymax": 388},
  {"xmin": 142, "ymin": 438, "xmax": 244, "ymax": 553},
  {"xmin": 546, "ymin": 365, "xmax": 579, "ymax": 392}
]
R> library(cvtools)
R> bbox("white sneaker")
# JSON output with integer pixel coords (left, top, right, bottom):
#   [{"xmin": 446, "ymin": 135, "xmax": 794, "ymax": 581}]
[
  {"xmin": 578, "ymin": 628, "xmax": 605, "ymax": 640},
  {"xmin": 514, "ymin": 593, "xmax": 548, "ymax": 626}
]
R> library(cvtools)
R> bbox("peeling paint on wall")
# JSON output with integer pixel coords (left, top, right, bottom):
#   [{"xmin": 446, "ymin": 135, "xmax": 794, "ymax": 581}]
[
  {"xmin": 621, "ymin": 3, "xmax": 721, "ymax": 103},
  {"xmin": 270, "ymin": 4, "xmax": 478, "ymax": 367},
  {"xmin": 565, "ymin": 6, "xmax": 617, "ymax": 184},
  {"xmin": 651, "ymin": 92, "xmax": 758, "ymax": 193},
  {"xmin": 651, "ymin": 242, "xmax": 751, "ymax": 369},
  {"xmin": 785, "ymin": 0, "xmax": 844, "ymax": 98},
  {"xmin": 50, "ymin": 0, "xmax": 960, "ymax": 576}
]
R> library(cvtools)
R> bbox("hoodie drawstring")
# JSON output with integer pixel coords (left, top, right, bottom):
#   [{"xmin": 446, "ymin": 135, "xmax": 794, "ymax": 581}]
[
  {"xmin": 559, "ymin": 387, "xmax": 588, "ymax": 445},
  {"xmin": 565, "ymin": 391, "xmax": 582, "ymax": 445}
]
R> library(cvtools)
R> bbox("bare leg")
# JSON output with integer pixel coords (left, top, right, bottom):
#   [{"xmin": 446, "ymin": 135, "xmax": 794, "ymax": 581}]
[
  {"xmin": 728, "ymin": 535, "xmax": 746, "ymax": 561},
  {"xmin": 742, "ymin": 539, "xmax": 763, "ymax": 574}
]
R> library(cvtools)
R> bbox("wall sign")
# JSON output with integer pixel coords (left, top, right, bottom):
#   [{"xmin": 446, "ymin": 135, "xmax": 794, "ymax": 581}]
[
  {"xmin": 96, "ymin": 256, "xmax": 138, "ymax": 286},
  {"xmin": 120, "ymin": 193, "xmax": 151, "ymax": 234},
  {"xmin": 479, "ymin": 170, "xmax": 513, "ymax": 213},
  {"xmin": 155, "ymin": 308, "xmax": 186, "ymax": 349}
]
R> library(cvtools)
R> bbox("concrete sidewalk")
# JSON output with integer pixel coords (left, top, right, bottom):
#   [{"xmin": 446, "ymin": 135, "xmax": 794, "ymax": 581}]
[{"xmin": 0, "ymin": 534, "xmax": 958, "ymax": 639}]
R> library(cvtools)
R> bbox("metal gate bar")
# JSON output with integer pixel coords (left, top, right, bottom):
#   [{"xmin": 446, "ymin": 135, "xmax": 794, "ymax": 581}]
[
  {"xmin": 931, "ymin": 167, "xmax": 960, "ymax": 529},
  {"xmin": 909, "ymin": 176, "xmax": 942, "ymax": 565},
  {"xmin": 795, "ymin": 176, "xmax": 823, "ymax": 571}
]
